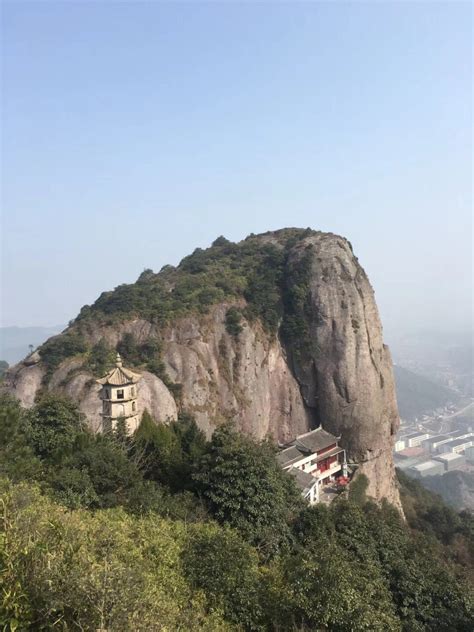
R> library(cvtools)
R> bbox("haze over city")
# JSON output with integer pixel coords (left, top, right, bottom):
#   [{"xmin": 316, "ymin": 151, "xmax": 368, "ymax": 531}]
[{"xmin": 2, "ymin": 1, "xmax": 472, "ymax": 336}]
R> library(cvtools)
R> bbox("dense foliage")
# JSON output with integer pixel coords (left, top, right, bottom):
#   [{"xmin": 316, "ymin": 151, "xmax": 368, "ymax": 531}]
[
  {"xmin": 1, "ymin": 393, "xmax": 473, "ymax": 631},
  {"xmin": 38, "ymin": 230, "xmax": 320, "ymax": 374}
]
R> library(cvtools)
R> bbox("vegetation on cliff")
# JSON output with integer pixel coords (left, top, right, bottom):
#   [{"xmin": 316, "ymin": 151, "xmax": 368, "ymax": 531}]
[
  {"xmin": 1, "ymin": 393, "xmax": 473, "ymax": 631},
  {"xmin": 38, "ymin": 229, "xmax": 319, "ymax": 375}
]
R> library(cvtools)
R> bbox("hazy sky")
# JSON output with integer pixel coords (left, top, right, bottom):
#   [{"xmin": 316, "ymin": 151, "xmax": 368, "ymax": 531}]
[{"xmin": 2, "ymin": 1, "xmax": 472, "ymax": 336}]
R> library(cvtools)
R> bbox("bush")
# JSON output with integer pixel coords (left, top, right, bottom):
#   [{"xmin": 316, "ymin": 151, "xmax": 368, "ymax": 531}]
[
  {"xmin": 225, "ymin": 306, "xmax": 243, "ymax": 337},
  {"xmin": 86, "ymin": 339, "xmax": 116, "ymax": 376},
  {"xmin": 193, "ymin": 425, "xmax": 302, "ymax": 556},
  {"xmin": 40, "ymin": 331, "xmax": 88, "ymax": 372},
  {"xmin": 348, "ymin": 472, "xmax": 369, "ymax": 506},
  {"xmin": 25, "ymin": 395, "xmax": 86, "ymax": 460}
]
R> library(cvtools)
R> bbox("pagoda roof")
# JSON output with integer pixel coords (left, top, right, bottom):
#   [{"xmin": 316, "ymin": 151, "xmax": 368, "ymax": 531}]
[{"xmin": 97, "ymin": 353, "xmax": 141, "ymax": 386}]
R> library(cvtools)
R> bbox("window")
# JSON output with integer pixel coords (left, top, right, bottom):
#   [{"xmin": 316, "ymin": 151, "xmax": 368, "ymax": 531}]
[
  {"xmin": 131, "ymin": 387, "xmax": 135, "ymax": 397},
  {"xmin": 117, "ymin": 389, "xmax": 124, "ymax": 399},
  {"xmin": 132, "ymin": 401, "xmax": 136, "ymax": 411}
]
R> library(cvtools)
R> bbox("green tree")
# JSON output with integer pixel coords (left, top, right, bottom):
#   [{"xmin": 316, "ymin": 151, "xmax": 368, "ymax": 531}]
[
  {"xmin": 279, "ymin": 539, "xmax": 400, "ymax": 631},
  {"xmin": 24, "ymin": 395, "xmax": 86, "ymax": 460},
  {"xmin": 133, "ymin": 410, "xmax": 206, "ymax": 492},
  {"xmin": 0, "ymin": 480, "xmax": 232, "ymax": 631},
  {"xmin": 347, "ymin": 472, "xmax": 369, "ymax": 506},
  {"xmin": 183, "ymin": 523, "xmax": 263, "ymax": 629},
  {"xmin": 86, "ymin": 338, "xmax": 116, "ymax": 376},
  {"xmin": 193, "ymin": 424, "xmax": 302, "ymax": 556},
  {"xmin": 0, "ymin": 394, "xmax": 41, "ymax": 481},
  {"xmin": 225, "ymin": 306, "xmax": 243, "ymax": 337}
]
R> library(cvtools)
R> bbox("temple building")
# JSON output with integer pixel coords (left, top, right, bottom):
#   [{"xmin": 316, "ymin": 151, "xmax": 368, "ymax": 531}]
[
  {"xmin": 277, "ymin": 427, "xmax": 347, "ymax": 504},
  {"xmin": 97, "ymin": 353, "xmax": 141, "ymax": 433}
]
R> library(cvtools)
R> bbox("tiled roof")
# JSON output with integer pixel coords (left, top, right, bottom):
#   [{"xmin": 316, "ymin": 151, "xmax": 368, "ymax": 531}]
[
  {"xmin": 294, "ymin": 427, "xmax": 339, "ymax": 453},
  {"xmin": 97, "ymin": 353, "xmax": 141, "ymax": 386},
  {"xmin": 276, "ymin": 446, "xmax": 302, "ymax": 468},
  {"xmin": 277, "ymin": 427, "xmax": 341, "ymax": 470},
  {"xmin": 288, "ymin": 467, "xmax": 317, "ymax": 493}
]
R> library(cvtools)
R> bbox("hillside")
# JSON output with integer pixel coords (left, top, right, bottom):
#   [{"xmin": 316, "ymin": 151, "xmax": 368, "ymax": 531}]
[
  {"xmin": 393, "ymin": 364, "xmax": 461, "ymax": 420},
  {"xmin": 421, "ymin": 471, "xmax": 474, "ymax": 512},
  {"xmin": 4, "ymin": 228, "xmax": 400, "ymax": 505}
]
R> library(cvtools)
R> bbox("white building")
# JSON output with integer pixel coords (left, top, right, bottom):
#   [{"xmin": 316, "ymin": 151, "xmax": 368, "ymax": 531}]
[
  {"xmin": 433, "ymin": 452, "xmax": 466, "ymax": 471},
  {"xmin": 438, "ymin": 435, "xmax": 473, "ymax": 455},
  {"xmin": 394, "ymin": 439, "xmax": 406, "ymax": 452},
  {"xmin": 401, "ymin": 432, "xmax": 430, "ymax": 448},
  {"xmin": 422, "ymin": 435, "xmax": 451, "ymax": 453},
  {"xmin": 409, "ymin": 460, "xmax": 444, "ymax": 478},
  {"xmin": 277, "ymin": 428, "xmax": 347, "ymax": 504},
  {"xmin": 465, "ymin": 446, "xmax": 474, "ymax": 464},
  {"xmin": 97, "ymin": 353, "xmax": 141, "ymax": 433}
]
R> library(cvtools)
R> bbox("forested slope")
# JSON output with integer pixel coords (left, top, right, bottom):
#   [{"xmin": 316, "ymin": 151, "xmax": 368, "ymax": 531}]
[{"xmin": 1, "ymin": 394, "xmax": 472, "ymax": 631}]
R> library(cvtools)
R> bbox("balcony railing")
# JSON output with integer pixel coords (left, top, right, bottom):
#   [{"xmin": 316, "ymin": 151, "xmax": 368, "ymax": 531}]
[{"xmin": 315, "ymin": 461, "xmax": 344, "ymax": 481}]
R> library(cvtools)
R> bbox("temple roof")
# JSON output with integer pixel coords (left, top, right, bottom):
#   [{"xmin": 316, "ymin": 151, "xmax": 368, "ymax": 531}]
[
  {"xmin": 276, "ymin": 446, "xmax": 303, "ymax": 468},
  {"xmin": 97, "ymin": 353, "xmax": 141, "ymax": 386},
  {"xmin": 277, "ymin": 427, "xmax": 341, "ymax": 469},
  {"xmin": 288, "ymin": 467, "xmax": 317, "ymax": 494},
  {"xmin": 294, "ymin": 427, "xmax": 340, "ymax": 454}
]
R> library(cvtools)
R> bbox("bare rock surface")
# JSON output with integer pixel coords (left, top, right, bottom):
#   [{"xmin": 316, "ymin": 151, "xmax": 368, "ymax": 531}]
[
  {"xmin": 2, "ymin": 229, "xmax": 401, "ymax": 506},
  {"xmin": 161, "ymin": 304, "xmax": 311, "ymax": 440},
  {"xmin": 3, "ymin": 363, "xmax": 44, "ymax": 408},
  {"xmin": 282, "ymin": 233, "xmax": 400, "ymax": 504}
]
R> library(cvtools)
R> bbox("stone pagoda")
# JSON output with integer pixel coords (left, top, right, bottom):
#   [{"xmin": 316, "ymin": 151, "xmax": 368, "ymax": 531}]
[{"xmin": 97, "ymin": 353, "xmax": 141, "ymax": 433}]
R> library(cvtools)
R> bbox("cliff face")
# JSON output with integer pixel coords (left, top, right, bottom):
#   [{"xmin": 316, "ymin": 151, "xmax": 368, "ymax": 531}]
[
  {"xmin": 3, "ymin": 229, "xmax": 400, "ymax": 505},
  {"xmin": 283, "ymin": 236, "xmax": 399, "ymax": 503}
]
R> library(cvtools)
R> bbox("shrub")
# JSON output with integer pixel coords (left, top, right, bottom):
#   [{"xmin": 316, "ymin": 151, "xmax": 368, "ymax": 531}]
[{"xmin": 225, "ymin": 306, "xmax": 243, "ymax": 337}]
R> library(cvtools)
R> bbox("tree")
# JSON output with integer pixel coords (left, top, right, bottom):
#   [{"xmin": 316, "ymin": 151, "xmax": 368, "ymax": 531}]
[
  {"xmin": 53, "ymin": 432, "xmax": 163, "ymax": 512},
  {"xmin": 0, "ymin": 480, "xmax": 231, "ymax": 631},
  {"xmin": 193, "ymin": 424, "xmax": 302, "ymax": 556},
  {"xmin": 86, "ymin": 339, "xmax": 116, "ymax": 376},
  {"xmin": 225, "ymin": 306, "xmax": 243, "ymax": 337},
  {"xmin": 348, "ymin": 472, "xmax": 369, "ymax": 506},
  {"xmin": 0, "ymin": 393, "xmax": 41, "ymax": 481},
  {"xmin": 24, "ymin": 395, "xmax": 86, "ymax": 460},
  {"xmin": 279, "ymin": 539, "xmax": 401, "ymax": 631},
  {"xmin": 133, "ymin": 410, "xmax": 206, "ymax": 492},
  {"xmin": 183, "ymin": 523, "xmax": 263, "ymax": 629}
]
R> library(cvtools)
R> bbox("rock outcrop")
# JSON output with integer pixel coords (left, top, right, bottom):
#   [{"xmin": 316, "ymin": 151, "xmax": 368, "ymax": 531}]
[{"xmin": 3, "ymin": 229, "xmax": 400, "ymax": 506}]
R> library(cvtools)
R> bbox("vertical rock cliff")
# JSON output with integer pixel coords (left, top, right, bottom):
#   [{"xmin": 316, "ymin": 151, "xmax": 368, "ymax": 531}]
[
  {"xmin": 3, "ymin": 228, "xmax": 400, "ymax": 505},
  {"xmin": 281, "ymin": 233, "xmax": 399, "ymax": 504}
]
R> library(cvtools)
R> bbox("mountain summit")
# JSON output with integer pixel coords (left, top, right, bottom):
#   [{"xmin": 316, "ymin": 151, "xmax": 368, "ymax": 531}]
[{"xmin": 4, "ymin": 228, "xmax": 400, "ymax": 505}]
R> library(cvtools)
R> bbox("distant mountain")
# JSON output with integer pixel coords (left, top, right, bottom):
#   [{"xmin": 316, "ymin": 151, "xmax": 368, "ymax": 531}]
[
  {"xmin": 0, "ymin": 325, "xmax": 65, "ymax": 364},
  {"xmin": 422, "ymin": 470, "xmax": 474, "ymax": 512},
  {"xmin": 393, "ymin": 364, "xmax": 461, "ymax": 420},
  {"xmin": 388, "ymin": 329, "xmax": 473, "ymax": 397}
]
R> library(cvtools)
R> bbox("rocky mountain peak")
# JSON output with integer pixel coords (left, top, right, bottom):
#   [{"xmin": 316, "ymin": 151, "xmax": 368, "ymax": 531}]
[{"xmin": 3, "ymin": 228, "xmax": 400, "ymax": 506}]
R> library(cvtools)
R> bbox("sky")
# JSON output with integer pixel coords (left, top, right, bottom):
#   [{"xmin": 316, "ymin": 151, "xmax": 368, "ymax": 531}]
[{"xmin": 1, "ymin": 0, "xmax": 472, "ymax": 338}]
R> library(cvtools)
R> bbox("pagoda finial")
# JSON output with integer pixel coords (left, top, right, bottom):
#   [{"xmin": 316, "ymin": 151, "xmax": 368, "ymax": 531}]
[{"xmin": 116, "ymin": 352, "xmax": 123, "ymax": 367}]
